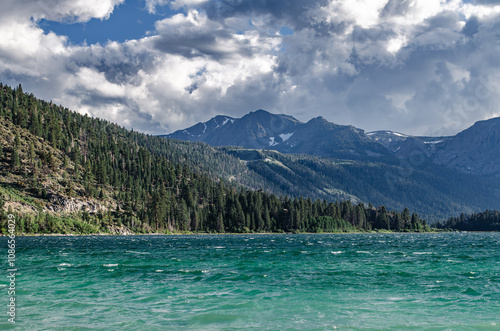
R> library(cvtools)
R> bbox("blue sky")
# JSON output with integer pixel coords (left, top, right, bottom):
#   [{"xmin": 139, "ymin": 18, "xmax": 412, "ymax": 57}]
[
  {"xmin": 1, "ymin": 0, "xmax": 500, "ymax": 135},
  {"xmin": 39, "ymin": 0, "xmax": 175, "ymax": 45}
]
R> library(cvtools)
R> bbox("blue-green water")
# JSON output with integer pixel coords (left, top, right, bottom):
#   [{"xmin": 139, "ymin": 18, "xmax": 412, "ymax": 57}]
[{"xmin": 1, "ymin": 233, "xmax": 499, "ymax": 330}]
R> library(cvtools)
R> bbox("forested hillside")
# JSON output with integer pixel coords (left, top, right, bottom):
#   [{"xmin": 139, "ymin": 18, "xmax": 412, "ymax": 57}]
[
  {"xmin": 0, "ymin": 83, "xmax": 429, "ymax": 234},
  {"xmin": 224, "ymin": 148, "xmax": 498, "ymax": 222}
]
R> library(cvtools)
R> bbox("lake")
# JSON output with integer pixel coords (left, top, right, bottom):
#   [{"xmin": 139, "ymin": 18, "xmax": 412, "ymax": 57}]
[{"xmin": 1, "ymin": 233, "xmax": 499, "ymax": 330}]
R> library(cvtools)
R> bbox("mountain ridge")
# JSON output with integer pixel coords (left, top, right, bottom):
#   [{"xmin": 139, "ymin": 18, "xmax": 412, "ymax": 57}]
[
  {"xmin": 164, "ymin": 109, "xmax": 392, "ymax": 160},
  {"xmin": 165, "ymin": 110, "xmax": 500, "ymax": 176}
]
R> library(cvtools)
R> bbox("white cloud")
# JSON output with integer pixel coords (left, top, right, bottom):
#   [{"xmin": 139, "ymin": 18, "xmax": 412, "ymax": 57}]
[
  {"xmin": 1, "ymin": 0, "xmax": 500, "ymax": 136},
  {"xmin": 145, "ymin": 0, "xmax": 169, "ymax": 13},
  {"xmin": 145, "ymin": 0, "xmax": 209, "ymax": 13},
  {"xmin": 386, "ymin": 35, "xmax": 407, "ymax": 53},
  {"xmin": 0, "ymin": 21, "xmax": 68, "ymax": 72},
  {"xmin": 0, "ymin": 0, "xmax": 124, "ymax": 24}
]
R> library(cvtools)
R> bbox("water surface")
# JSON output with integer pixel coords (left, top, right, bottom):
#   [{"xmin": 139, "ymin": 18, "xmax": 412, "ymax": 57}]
[{"xmin": 1, "ymin": 233, "xmax": 499, "ymax": 330}]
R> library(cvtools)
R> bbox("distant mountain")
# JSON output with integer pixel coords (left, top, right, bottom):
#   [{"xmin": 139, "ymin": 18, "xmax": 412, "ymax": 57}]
[
  {"xmin": 367, "ymin": 117, "xmax": 500, "ymax": 176},
  {"xmin": 432, "ymin": 117, "xmax": 500, "ymax": 176},
  {"xmin": 366, "ymin": 130, "xmax": 411, "ymax": 152},
  {"xmin": 165, "ymin": 115, "xmax": 236, "ymax": 143},
  {"xmin": 166, "ymin": 109, "xmax": 500, "ymax": 176},
  {"xmin": 366, "ymin": 131, "xmax": 449, "ymax": 154},
  {"xmin": 164, "ymin": 110, "xmax": 391, "ymax": 160},
  {"xmin": 164, "ymin": 110, "xmax": 302, "ymax": 148},
  {"xmin": 165, "ymin": 110, "xmax": 500, "ymax": 177}
]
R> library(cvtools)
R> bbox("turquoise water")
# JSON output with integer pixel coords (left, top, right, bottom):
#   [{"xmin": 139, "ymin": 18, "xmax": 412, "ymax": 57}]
[{"xmin": 1, "ymin": 233, "xmax": 499, "ymax": 330}]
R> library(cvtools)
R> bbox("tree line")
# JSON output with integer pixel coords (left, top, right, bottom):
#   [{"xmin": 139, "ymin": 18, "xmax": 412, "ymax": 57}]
[{"xmin": 437, "ymin": 210, "xmax": 500, "ymax": 231}]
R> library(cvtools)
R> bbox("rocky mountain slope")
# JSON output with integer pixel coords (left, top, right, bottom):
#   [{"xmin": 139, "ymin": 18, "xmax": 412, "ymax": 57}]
[
  {"xmin": 166, "ymin": 110, "xmax": 391, "ymax": 160},
  {"xmin": 432, "ymin": 117, "xmax": 500, "ymax": 176},
  {"xmin": 368, "ymin": 117, "xmax": 500, "ymax": 176},
  {"xmin": 167, "ymin": 110, "xmax": 500, "ymax": 176}
]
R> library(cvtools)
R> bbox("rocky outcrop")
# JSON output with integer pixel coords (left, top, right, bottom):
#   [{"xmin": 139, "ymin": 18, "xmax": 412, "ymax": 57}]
[
  {"xmin": 4, "ymin": 201, "xmax": 38, "ymax": 214},
  {"xmin": 106, "ymin": 224, "xmax": 134, "ymax": 235},
  {"xmin": 46, "ymin": 193, "xmax": 108, "ymax": 213}
]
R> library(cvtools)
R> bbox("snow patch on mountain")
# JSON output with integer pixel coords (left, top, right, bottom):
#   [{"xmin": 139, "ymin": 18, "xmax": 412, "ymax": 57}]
[
  {"xmin": 269, "ymin": 137, "xmax": 278, "ymax": 146},
  {"xmin": 279, "ymin": 132, "xmax": 294, "ymax": 142}
]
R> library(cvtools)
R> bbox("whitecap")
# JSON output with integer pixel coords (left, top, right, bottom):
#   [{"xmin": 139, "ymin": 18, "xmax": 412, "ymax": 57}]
[
  {"xmin": 331, "ymin": 251, "xmax": 344, "ymax": 254},
  {"xmin": 103, "ymin": 264, "xmax": 118, "ymax": 267},
  {"xmin": 58, "ymin": 263, "xmax": 72, "ymax": 267},
  {"xmin": 388, "ymin": 297, "xmax": 404, "ymax": 301}
]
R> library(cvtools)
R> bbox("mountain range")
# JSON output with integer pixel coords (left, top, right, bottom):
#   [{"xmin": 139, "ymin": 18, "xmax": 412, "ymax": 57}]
[
  {"xmin": 164, "ymin": 110, "xmax": 500, "ymax": 221},
  {"xmin": 165, "ymin": 110, "xmax": 390, "ymax": 161},
  {"xmin": 165, "ymin": 109, "xmax": 500, "ymax": 177}
]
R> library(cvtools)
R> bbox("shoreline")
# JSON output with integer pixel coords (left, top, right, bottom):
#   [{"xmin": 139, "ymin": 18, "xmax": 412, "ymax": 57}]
[{"xmin": 2, "ymin": 230, "xmax": 482, "ymax": 237}]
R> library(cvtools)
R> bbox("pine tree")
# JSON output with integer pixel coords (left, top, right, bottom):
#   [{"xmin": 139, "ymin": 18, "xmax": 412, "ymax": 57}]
[
  {"xmin": 29, "ymin": 142, "xmax": 36, "ymax": 168},
  {"xmin": 402, "ymin": 208, "xmax": 411, "ymax": 229},
  {"xmin": 395, "ymin": 212, "xmax": 404, "ymax": 231},
  {"xmin": 216, "ymin": 212, "xmax": 224, "ymax": 232},
  {"xmin": 14, "ymin": 133, "xmax": 21, "ymax": 148},
  {"xmin": 12, "ymin": 148, "xmax": 21, "ymax": 172}
]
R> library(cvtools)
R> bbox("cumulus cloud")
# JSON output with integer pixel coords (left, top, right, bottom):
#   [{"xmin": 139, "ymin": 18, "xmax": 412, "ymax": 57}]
[
  {"xmin": 152, "ymin": 10, "xmax": 276, "ymax": 60},
  {"xmin": 1, "ymin": 0, "xmax": 500, "ymax": 136},
  {"xmin": 1, "ymin": 0, "xmax": 124, "ymax": 23}
]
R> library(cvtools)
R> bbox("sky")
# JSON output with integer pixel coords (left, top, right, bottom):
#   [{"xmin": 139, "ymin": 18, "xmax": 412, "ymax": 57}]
[{"xmin": 1, "ymin": 0, "xmax": 500, "ymax": 136}]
